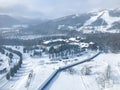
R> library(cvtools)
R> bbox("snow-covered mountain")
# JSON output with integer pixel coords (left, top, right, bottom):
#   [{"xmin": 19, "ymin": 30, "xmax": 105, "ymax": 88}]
[
  {"xmin": 0, "ymin": 14, "xmax": 47, "ymax": 28},
  {"xmin": 21, "ymin": 8, "xmax": 120, "ymax": 35},
  {"xmin": 56, "ymin": 8, "xmax": 120, "ymax": 33},
  {"xmin": 1, "ymin": 8, "xmax": 120, "ymax": 38},
  {"xmin": 0, "ymin": 15, "xmax": 20, "ymax": 27}
]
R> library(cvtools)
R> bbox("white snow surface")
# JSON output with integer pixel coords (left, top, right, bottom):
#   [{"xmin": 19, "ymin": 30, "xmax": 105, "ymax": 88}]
[
  {"xmin": 48, "ymin": 72, "xmax": 99, "ymax": 90},
  {"xmin": 1, "ymin": 46, "xmax": 120, "ymax": 90},
  {"xmin": 46, "ymin": 53, "xmax": 120, "ymax": 90},
  {"xmin": 0, "ymin": 47, "xmax": 97, "ymax": 90}
]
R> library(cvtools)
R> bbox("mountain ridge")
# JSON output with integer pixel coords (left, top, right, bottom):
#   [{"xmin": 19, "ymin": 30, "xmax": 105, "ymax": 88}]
[{"xmin": 0, "ymin": 8, "xmax": 120, "ymax": 36}]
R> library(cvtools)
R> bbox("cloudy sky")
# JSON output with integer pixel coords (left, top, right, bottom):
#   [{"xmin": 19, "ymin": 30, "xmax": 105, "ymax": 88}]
[{"xmin": 0, "ymin": 0, "xmax": 120, "ymax": 19}]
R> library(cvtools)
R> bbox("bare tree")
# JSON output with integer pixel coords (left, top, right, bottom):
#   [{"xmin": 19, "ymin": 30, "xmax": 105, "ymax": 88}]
[{"xmin": 81, "ymin": 65, "xmax": 91, "ymax": 75}]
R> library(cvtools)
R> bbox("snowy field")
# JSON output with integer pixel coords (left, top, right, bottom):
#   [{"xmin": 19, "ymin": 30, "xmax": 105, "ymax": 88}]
[
  {"xmin": 0, "ymin": 46, "xmax": 97, "ymax": 90},
  {"xmin": 46, "ymin": 53, "xmax": 120, "ymax": 90},
  {"xmin": 0, "ymin": 54, "xmax": 55, "ymax": 90},
  {"xmin": 1, "ymin": 45, "xmax": 120, "ymax": 90}
]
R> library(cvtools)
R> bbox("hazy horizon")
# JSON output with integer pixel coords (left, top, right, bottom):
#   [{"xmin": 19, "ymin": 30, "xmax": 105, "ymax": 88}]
[{"xmin": 0, "ymin": 0, "xmax": 120, "ymax": 19}]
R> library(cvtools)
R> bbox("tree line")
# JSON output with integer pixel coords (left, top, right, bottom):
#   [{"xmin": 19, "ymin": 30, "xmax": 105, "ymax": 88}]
[
  {"xmin": 1, "ymin": 47, "xmax": 23, "ymax": 80},
  {"xmin": 49, "ymin": 43, "xmax": 81, "ymax": 59},
  {"xmin": 84, "ymin": 33, "xmax": 120, "ymax": 53}
]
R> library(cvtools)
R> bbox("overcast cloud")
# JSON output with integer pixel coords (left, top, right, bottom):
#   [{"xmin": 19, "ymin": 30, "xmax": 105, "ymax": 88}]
[{"xmin": 0, "ymin": 0, "xmax": 120, "ymax": 19}]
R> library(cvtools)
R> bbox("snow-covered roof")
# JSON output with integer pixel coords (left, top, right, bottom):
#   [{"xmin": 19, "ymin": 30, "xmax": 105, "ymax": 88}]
[
  {"xmin": 69, "ymin": 42, "xmax": 80, "ymax": 46},
  {"xmin": 43, "ymin": 39, "xmax": 66, "ymax": 45},
  {"xmin": 34, "ymin": 49, "xmax": 42, "ymax": 52},
  {"xmin": 89, "ymin": 42, "xmax": 95, "ymax": 45},
  {"xmin": 69, "ymin": 37, "xmax": 80, "ymax": 43},
  {"xmin": 80, "ymin": 43, "xmax": 89, "ymax": 48},
  {"xmin": 69, "ymin": 38, "xmax": 76, "ymax": 41}
]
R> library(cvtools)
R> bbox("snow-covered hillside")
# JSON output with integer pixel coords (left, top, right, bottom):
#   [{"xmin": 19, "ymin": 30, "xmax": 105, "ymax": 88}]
[
  {"xmin": 0, "ymin": 45, "xmax": 98, "ymax": 90},
  {"xmin": 0, "ymin": 36, "xmax": 120, "ymax": 90},
  {"xmin": 57, "ymin": 8, "xmax": 120, "ymax": 33},
  {"xmin": 79, "ymin": 9, "xmax": 120, "ymax": 33},
  {"xmin": 46, "ymin": 53, "xmax": 120, "ymax": 90},
  {"xmin": 1, "ymin": 8, "xmax": 120, "ymax": 39},
  {"xmin": 0, "ymin": 36, "xmax": 99, "ymax": 90}
]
